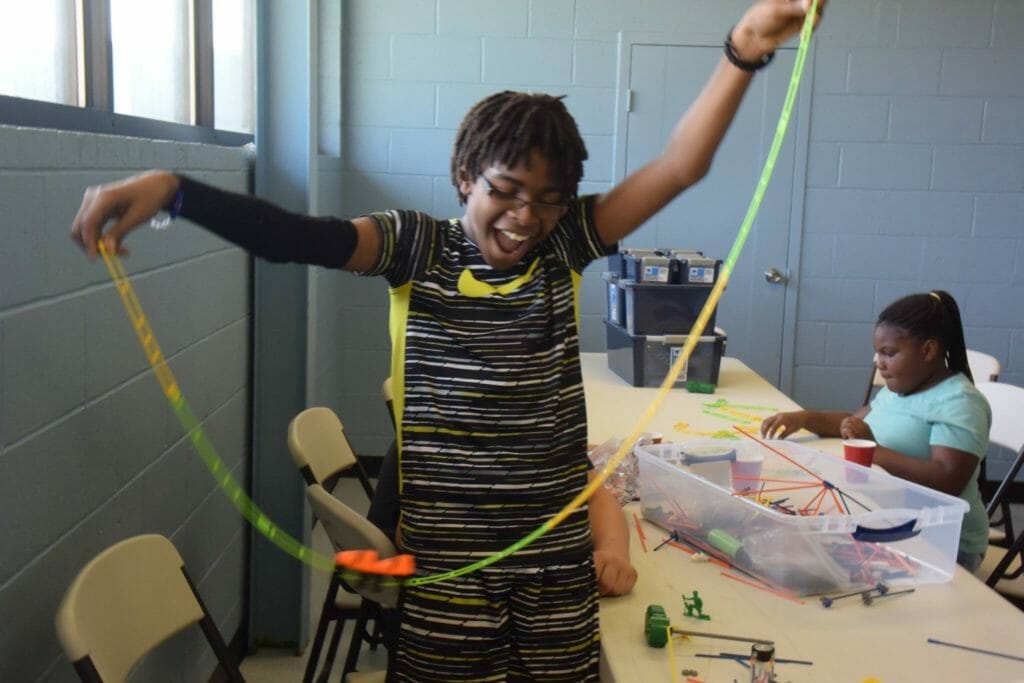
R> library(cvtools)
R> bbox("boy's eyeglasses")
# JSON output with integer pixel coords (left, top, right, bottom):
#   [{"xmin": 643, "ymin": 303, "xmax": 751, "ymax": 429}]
[{"xmin": 481, "ymin": 175, "xmax": 569, "ymax": 220}]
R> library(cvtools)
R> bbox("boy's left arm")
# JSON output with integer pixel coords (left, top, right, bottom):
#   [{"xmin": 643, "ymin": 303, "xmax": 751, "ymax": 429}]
[
  {"xmin": 588, "ymin": 472, "xmax": 638, "ymax": 596},
  {"xmin": 593, "ymin": 0, "xmax": 824, "ymax": 246}
]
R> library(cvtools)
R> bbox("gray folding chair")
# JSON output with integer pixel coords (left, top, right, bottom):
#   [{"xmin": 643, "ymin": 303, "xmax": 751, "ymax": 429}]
[
  {"xmin": 974, "ymin": 382, "xmax": 1024, "ymax": 607},
  {"xmin": 55, "ymin": 534, "xmax": 243, "ymax": 683},
  {"xmin": 288, "ymin": 407, "xmax": 384, "ymax": 682},
  {"xmin": 307, "ymin": 483, "xmax": 399, "ymax": 679}
]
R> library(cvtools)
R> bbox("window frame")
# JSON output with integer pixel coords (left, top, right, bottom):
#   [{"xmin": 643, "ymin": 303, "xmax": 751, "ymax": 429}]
[{"xmin": 0, "ymin": 0, "xmax": 253, "ymax": 146}]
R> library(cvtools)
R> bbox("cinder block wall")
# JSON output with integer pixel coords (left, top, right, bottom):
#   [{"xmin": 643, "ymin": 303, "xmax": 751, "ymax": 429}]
[
  {"xmin": 796, "ymin": 0, "xmax": 1024, "ymax": 416},
  {"xmin": 318, "ymin": 1, "xmax": 1024, "ymax": 479},
  {"xmin": 0, "ymin": 125, "xmax": 252, "ymax": 682}
]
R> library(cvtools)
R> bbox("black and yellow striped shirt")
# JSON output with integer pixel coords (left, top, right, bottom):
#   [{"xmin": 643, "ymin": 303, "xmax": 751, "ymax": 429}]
[{"xmin": 363, "ymin": 196, "xmax": 614, "ymax": 567}]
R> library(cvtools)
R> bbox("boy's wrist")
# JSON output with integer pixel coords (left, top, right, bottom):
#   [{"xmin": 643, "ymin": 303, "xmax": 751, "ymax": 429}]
[{"xmin": 724, "ymin": 25, "xmax": 774, "ymax": 71}]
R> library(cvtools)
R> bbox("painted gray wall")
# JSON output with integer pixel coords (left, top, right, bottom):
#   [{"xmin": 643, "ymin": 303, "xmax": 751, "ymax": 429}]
[
  {"xmin": 308, "ymin": 2, "xmax": 398, "ymax": 460},
  {"xmin": 3, "ymin": 2, "xmax": 1023, "ymax": 679},
  {"xmin": 316, "ymin": 1, "xmax": 1024, "ymax": 476},
  {"xmin": 797, "ymin": 0, "xmax": 1024, "ymax": 411},
  {"xmin": 0, "ymin": 125, "xmax": 252, "ymax": 681}
]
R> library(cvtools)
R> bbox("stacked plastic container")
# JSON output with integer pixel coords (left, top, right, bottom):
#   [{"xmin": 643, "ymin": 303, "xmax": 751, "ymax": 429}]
[{"xmin": 603, "ymin": 248, "xmax": 727, "ymax": 388}]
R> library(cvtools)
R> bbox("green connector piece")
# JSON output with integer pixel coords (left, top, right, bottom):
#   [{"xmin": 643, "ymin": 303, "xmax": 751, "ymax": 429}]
[
  {"xmin": 644, "ymin": 604, "xmax": 671, "ymax": 648},
  {"xmin": 686, "ymin": 380, "xmax": 716, "ymax": 394}
]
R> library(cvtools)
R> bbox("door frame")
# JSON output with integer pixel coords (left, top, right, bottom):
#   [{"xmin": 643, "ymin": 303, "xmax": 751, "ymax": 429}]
[{"xmin": 611, "ymin": 31, "xmax": 816, "ymax": 393}]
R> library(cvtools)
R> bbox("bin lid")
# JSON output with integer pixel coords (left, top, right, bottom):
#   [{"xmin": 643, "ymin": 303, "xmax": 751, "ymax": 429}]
[{"xmin": 680, "ymin": 440, "xmax": 736, "ymax": 464}]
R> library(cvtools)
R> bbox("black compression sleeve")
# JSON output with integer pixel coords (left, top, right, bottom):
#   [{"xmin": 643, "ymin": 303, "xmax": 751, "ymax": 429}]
[{"xmin": 173, "ymin": 174, "xmax": 358, "ymax": 269}]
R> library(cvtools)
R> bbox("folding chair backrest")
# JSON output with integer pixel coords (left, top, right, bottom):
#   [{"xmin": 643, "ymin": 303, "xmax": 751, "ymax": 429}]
[
  {"xmin": 307, "ymin": 483, "xmax": 400, "ymax": 607},
  {"xmin": 975, "ymin": 382, "xmax": 1024, "ymax": 518},
  {"xmin": 967, "ymin": 350, "xmax": 1001, "ymax": 383},
  {"xmin": 55, "ymin": 534, "xmax": 237, "ymax": 683},
  {"xmin": 977, "ymin": 382, "xmax": 1024, "ymax": 453},
  {"xmin": 289, "ymin": 407, "xmax": 371, "ymax": 498}
]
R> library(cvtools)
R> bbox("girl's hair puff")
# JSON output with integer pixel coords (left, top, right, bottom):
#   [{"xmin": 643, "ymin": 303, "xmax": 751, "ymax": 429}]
[
  {"xmin": 450, "ymin": 91, "xmax": 587, "ymax": 204},
  {"xmin": 876, "ymin": 290, "xmax": 973, "ymax": 383}
]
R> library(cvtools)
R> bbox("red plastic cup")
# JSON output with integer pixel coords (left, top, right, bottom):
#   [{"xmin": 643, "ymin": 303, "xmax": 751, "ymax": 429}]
[
  {"xmin": 843, "ymin": 439, "xmax": 876, "ymax": 483},
  {"xmin": 843, "ymin": 439, "xmax": 876, "ymax": 467}
]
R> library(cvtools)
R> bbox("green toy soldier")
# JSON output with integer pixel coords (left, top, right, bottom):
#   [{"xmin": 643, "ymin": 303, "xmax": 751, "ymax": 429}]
[{"xmin": 682, "ymin": 591, "xmax": 711, "ymax": 620}]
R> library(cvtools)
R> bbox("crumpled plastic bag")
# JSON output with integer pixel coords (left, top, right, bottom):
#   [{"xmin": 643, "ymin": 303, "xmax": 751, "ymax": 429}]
[{"xmin": 588, "ymin": 434, "xmax": 659, "ymax": 506}]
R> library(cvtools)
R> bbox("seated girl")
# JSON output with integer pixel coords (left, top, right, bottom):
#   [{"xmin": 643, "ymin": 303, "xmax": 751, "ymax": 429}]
[{"xmin": 761, "ymin": 291, "xmax": 992, "ymax": 571}]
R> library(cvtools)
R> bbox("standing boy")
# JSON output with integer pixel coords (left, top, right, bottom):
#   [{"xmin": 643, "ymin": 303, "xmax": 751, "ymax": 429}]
[{"xmin": 72, "ymin": 2, "xmax": 823, "ymax": 680}]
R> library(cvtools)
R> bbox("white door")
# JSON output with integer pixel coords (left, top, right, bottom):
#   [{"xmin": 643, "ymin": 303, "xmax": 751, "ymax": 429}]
[{"xmin": 621, "ymin": 43, "xmax": 807, "ymax": 386}]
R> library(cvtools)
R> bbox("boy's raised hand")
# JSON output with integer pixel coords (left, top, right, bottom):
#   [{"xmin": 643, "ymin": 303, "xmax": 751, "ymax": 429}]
[
  {"xmin": 731, "ymin": 0, "xmax": 826, "ymax": 63},
  {"xmin": 71, "ymin": 170, "xmax": 181, "ymax": 259}
]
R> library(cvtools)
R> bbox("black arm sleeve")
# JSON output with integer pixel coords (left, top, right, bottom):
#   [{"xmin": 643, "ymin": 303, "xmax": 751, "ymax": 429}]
[{"xmin": 174, "ymin": 174, "xmax": 358, "ymax": 269}]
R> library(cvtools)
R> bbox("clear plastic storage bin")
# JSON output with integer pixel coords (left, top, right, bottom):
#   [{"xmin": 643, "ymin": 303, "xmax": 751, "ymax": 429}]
[{"xmin": 636, "ymin": 440, "xmax": 968, "ymax": 596}]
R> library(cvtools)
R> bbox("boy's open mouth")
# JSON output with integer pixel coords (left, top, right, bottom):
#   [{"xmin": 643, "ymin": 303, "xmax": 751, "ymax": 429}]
[{"xmin": 495, "ymin": 227, "xmax": 533, "ymax": 254}]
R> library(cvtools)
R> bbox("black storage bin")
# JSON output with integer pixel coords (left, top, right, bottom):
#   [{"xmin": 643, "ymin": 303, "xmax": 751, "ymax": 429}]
[
  {"xmin": 673, "ymin": 253, "xmax": 722, "ymax": 285},
  {"xmin": 620, "ymin": 279, "xmax": 717, "ymax": 335},
  {"xmin": 608, "ymin": 248, "xmax": 659, "ymax": 278},
  {"xmin": 625, "ymin": 253, "xmax": 680, "ymax": 283},
  {"xmin": 605, "ymin": 319, "xmax": 726, "ymax": 388}
]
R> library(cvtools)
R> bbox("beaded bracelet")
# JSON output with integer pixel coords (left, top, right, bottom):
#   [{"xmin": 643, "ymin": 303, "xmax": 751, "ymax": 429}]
[
  {"xmin": 150, "ymin": 189, "xmax": 185, "ymax": 230},
  {"xmin": 724, "ymin": 27, "xmax": 774, "ymax": 72}
]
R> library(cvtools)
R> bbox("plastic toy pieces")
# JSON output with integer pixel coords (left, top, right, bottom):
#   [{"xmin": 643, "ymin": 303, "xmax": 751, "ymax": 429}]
[
  {"xmin": 926, "ymin": 638, "xmax": 1024, "ymax": 663},
  {"xmin": 696, "ymin": 652, "xmax": 813, "ymax": 666},
  {"xmin": 334, "ymin": 549, "xmax": 415, "ymax": 577},
  {"xmin": 682, "ymin": 590, "xmax": 712, "ymax": 620},
  {"xmin": 819, "ymin": 583, "xmax": 884, "ymax": 608},
  {"xmin": 333, "ymin": 550, "xmax": 416, "ymax": 607},
  {"xmin": 861, "ymin": 587, "xmax": 915, "ymax": 605},
  {"xmin": 644, "ymin": 603, "xmax": 772, "ymax": 649},
  {"xmin": 654, "ymin": 530, "xmax": 681, "ymax": 552},
  {"xmin": 645, "ymin": 604, "xmax": 673, "ymax": 647},
  {"xmin": 819, "ymin": 582, "xmax": 915, "ymax": 608}
]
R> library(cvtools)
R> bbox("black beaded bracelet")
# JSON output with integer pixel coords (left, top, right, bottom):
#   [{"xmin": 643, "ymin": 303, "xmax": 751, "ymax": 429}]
[{"xmin": 724, "ymin": 27, "xmax": 774, "ymax": 72}]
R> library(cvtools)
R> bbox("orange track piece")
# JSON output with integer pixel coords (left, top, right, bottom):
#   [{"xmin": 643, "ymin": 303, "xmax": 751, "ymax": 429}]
[{"xmin": 335, "ymin": 550, "xmax": 416, "ymax": 577}]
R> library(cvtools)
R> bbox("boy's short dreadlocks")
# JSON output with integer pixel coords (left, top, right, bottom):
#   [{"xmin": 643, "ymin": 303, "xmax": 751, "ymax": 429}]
[{"xmin": 450, "ymin": 91, "xmax": 588, "ymax": 205}]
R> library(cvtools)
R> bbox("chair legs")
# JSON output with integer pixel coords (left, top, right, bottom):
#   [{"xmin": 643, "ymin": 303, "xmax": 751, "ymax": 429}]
[
  {"xmin": 987, "ymin": 530, "xmax": 1024, "ymax": 588},
  {"xmin": 306, "ymin": 574, "xmax": 369, "ymax": 683},
  {"xmin": 306, "ymin": 574, "xmax": 386, "ymax": 683},
  {"xmin": 317, "ymin": 621, "xmax": 346, "ymax": 683},
  {"xmin": 304, "ymin": 574, "xmax": 340, "ymax": 683},
  {"xmin": 342, "ymin": 599, "xmax": 380, "ymax": 678},
  {"xmin": 344, "ymin": 602, "xmax": 372, "ymax": 675}
]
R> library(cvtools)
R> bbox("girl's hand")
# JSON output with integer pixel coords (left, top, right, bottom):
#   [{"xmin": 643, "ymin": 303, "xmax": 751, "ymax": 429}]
[
  {"xmin": 840, "ymin": 416, "xmax": 873, "ymax": 441},
  {"xmin": 731, "ymin": 0, "xmax": 826, "ymax": 63},
  {"xmin": 760, "ymin": 410, "xmax": 808, "ymax": 439},
  {"xmin": 70, "ymin": 170, "xmax": 181, "ymax": 259}
]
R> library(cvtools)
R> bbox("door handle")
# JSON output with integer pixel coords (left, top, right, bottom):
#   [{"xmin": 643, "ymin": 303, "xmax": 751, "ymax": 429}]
[{"xmin": 764, "ymin": 268, "xmax": 787, "ymax": 285}]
